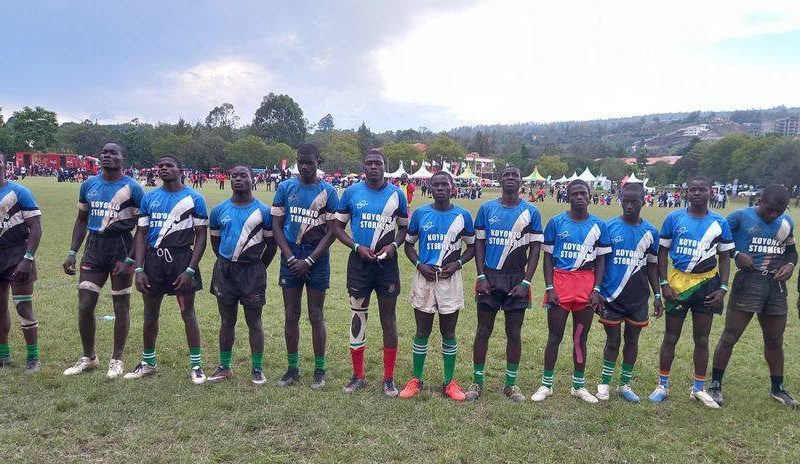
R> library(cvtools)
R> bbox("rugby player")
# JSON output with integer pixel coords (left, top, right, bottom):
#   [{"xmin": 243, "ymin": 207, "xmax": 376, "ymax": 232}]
[
  {"xmin": 532, "ymin": 179, "xmax": 609, "ymax": 404},
  {"xmin": 125, "ymin": 155, "xmax": 209, "ymax": 384},
  {"xmin": 466, "ymin": 166, "xmax": 543, "ymax": 403},
  {"xmin": 649, "ymin": 176, "xmax": 733, "ymax": 408},
  {"xmin": 271, "ymin": 144, "xmax": 338, "ymax": 390},
  {"xmin": 595, "ymin": 184, "xmax": 663, "ymax": 403},
  {"xmin": 0, "ymin": 151, "xmax": 42, "ymax": 373},
  {"xmin": 398, "ymin": 171, "xmax": 475, "ymax": 401},
  {"xmin": 709, "ymin": 184, "xmax": 798, "ymax": 408},
  {"xmin": 62, "ymin": 142, "xmax": 144, "ymax": 379},
  {"xmin": 333, "ymin": 149, "xmax": 409, "ymax": 396},
  {"xmin": 206, "ymin": 165, "xmax": 276, "ymax": 386}
]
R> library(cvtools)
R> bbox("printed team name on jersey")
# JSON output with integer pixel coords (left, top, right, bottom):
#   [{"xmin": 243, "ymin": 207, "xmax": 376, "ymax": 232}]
[
  {"xmin": 559, "ymin": 242, "xmax": 595, "ymax": 260},
  {"xmin": 289, "ymin": 206, "xmax": 324, "ymax": 226},
  {"xmin": 359, "ymin": 212, "xmax": 395, "ymax": 231},
  {"xmin": 674, "ymin": 237, "xmax": 711, "ymax": 257},
  {"xmin": 148, "ymin": 211, "xmax": 183, "ymax": 228},
  {"xmin": 423, "ymin": 233, "xmax": 460, "ymax": 251},
  {"xmin": 747, "ymin": 236, "xmax": 786, "ymax": 255},
  {"xmin": 612, "ymin": 248, "xmax": 646, "ymax": 266},
  {"xmin": 89, "ymin": 201, "xmax": 125, "ymax": 218},
  {"xmin": 487, "ymin": 229, "xmax": 526, "ymax": 246}
]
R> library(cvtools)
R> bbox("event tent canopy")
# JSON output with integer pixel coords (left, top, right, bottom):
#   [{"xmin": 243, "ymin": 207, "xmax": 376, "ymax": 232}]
[
  {"xmin": 554, "ymin": 175, "xmax": 568, "ymax": 183},
  {"xmin": 385, "ymin": 161, "xmax": 408, "ymax": 178},
  {"xmin": 457, "ymin": 166, "xmax": 479, "ymax": 179},
  {"xmin": 523, "ymin": 166, "xmax": 546, "ymax": 181},
  {"xmin": 625, "ymin": 172, "xmax": 643, "ymax": 184},
  {"xmin": 409, "ymin": 165, "xmax": 433, "ymax": 179},
  {"xmin": 567, "ymin": 171, "xmax": 579, "ymax": 181},
  {"xmin": 577, "ymin": 167, "xmax": 596, "ymax": 182}
]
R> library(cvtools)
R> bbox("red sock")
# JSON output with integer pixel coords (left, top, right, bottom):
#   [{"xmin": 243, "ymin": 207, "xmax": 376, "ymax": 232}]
[
  {"xmin": 383, "ymin": 347, "xmax": 397, "ymax": 380},
  {"xmin": 350, "ymin": 346, "xmax": 365, "ymax": 379}
]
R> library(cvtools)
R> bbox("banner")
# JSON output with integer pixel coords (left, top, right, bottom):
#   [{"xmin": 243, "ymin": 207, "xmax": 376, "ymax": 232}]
[
  {"xmin": 280, "ymin": 159, "xmax": 287, "ymax": 170},
  {"xmin": 452, "ymin": 162, "xmax": 460, "ymax": 176}
]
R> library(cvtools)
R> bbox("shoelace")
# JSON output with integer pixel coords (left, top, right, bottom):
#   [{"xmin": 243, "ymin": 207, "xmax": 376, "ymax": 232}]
[{"xmin": 156, "ymin": 247, "xmax": 173, "ymax": 263}]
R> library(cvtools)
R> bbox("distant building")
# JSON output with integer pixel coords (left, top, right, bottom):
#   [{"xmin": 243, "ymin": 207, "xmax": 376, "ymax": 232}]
[
  {"xmin": 682, "ymin": 125, "xmax": 709, "ymax": 137},
  {"xmin": 773, "ymin": 116, "xmax": 799, "ymax": 136},
  {"xmin": 621, "ymin": 155, "xmax": 682, "ymax": 166},
  {"xmin": 464, "ymin": 152, "xmax": 495, "ymax": 179}
]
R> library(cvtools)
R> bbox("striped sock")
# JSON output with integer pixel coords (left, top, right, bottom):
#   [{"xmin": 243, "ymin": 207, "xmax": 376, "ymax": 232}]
[
  {"xmin": 600, "ymin": 359, "xmax": 615, "ymax": 384},
  {"xmin": 251, "ymin": 352, "xmax": 263, "ymax": 370},
  {"xmin": 505, "ymin": 362, "xmax": 519, "ymax": 387},
  {"xmin": 287, "ymin": 352, "xmax": 299, "ymax": 370},
  {"xmin": 412, "ymin": 337, "xmax": 428, "ymax": 380},
  {"xmin": 693, "ymin": 375, "xmax": 705, "ymax": 392},
  {"xmin": 442, "ymin": 338, "xmax": 457, "ymax": 384},
  {"xmin": 659, "ymin": 370, "xmax": 670, "ymax": 388},
  {"xmin": 0, "ymin": 343, "xmax": 9, "ymax": 359},
  {"xmin": 189, "ymin": 347, "xmax": 202, "ymax": 368},
  {"xmin": 26, "ymin": 344, "xmax": 39, "ymax": 361},
  {"xmin": 541, "ymin": 369, "xmax": 554, "ymax": 388},
  {"xmin": 143, "ymin": 349, "xmax": 156, "ymax": 366},
  {"xmin": 314, "ymin": 355, "xmax": 325, "ymax": 372},
  {"xmin": 572, "ymin": 370, "xmax": 586, "ymax": 390},
  {"xmin": 620, "ymin": 363, "xmax": 634, "ymax": 386},
  {"xmin": 220, "ymin": 351, "xmax": 232, "ymax": 369},
  {"xmin": 473, "ymin": 363, "xmax": 485, "ymax": 385}
]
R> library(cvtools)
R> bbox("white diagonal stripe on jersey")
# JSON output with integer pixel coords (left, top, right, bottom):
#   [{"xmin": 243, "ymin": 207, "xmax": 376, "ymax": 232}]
[
  {"xmin": 295, "ymin": 188, "xmax": 328, "ymax": 245},
  {"xmin": 370, "ymin": 191, "xmax": 400, "ymax": 250},
  {"xmin": 496, "ymin": 209, "xmax": 532, "ymax": 270},
  {"xmin": 154, "ymin": 195, "xmax": 195, "ymax": 248},
  {"xmin": 608, "ymin": 231, "xmax": 654, "ymax": 302},
  {"xmin": 232, "ymin": 209, "xmax": 265, "ymax": 261},
  {"xmin": 0, "ymin": 191, "xmax": 22, "ymax": 239},
  {"xmin": 437, "ymin": 213, "xmax": 466, "ymax": 266},
  {"xmin": 100, "ymin": 184, "xmax": 133, "ymax": 232},
  {"xmin": 776, "ymin": 218, "xmax": 792, "ymax": 243},
  {"xmin": 685, "ymin": 220, "xmax": 722, "ymax": 273},
  {"xmin": 570, "ymin": 223, "xmax": 601, "ymax": 270}
]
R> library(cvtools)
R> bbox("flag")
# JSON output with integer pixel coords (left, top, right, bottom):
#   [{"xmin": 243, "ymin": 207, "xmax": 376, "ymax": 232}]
[
  {"xmin": 280, "ymin": 159, "xmax": 287, "ymax": 170},
  {"xmin": 452, "ymin": 162, "xmax": 460, "ymax": 176},
  {"xmin": 411, "ymin": 159, "xmax": 417, "ymax": 167},
  {"xmin": 621, "ymin": 175, "xmax": 629, "ymax": 188}
]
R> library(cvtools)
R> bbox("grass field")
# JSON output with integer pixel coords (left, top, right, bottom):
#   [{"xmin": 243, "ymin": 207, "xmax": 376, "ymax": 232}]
[{"xmin": 1, "ymin": 177, "xmax": 798, "ymax": 463}]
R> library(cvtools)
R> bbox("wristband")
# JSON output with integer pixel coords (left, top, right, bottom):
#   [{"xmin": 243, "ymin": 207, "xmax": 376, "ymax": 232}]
[
  {"xmin": 184, "ymin": 267, "xmax": 196, "ymax": 276},
  {"xmin": 788, "ymin": 263, "xmax": 796, "ymax": 268},
  {"xmin": 24, "ymin": 251, "xmax": 35, "ymax": 260},
  {"xmin": 545, "ymin": 284, "xmax": 554, "ymax": 291},
  {"xmin": 305, "ymin": 256, "xmax": 315, "ymax": 266},
  {"xmin": 660, "ymin": 280, "xmax": 669, "ymax": 286},
  {"xmin": 654, "ymin": 293, "xmax": 662, "ymax": 300},
  {"xmin": 124, "ymin": 257, "xmax": 135, "ymax": 265},
  {"xmin": 477, "ymin": 274, "xmax": 487, "ymax": 281},
  {"xmin": 520, "ymin": 279, "xmax": 531, "ymax": 288},
  {"xmin": 593, "ymin": 286, "xmax": 601, "ymax": 294},
  {"xmin": 733, "ymin": 250, "xmax": 740, "ymax": 258},
  {"xmin": 719, "ymin": 284, "xmax": 729, "ymax": 292},
  {"xmin": 68, "ymin": 250, "xmax": 77, "ymax": 257},
  {"xmin": 457, "ymin": 259, "xmax": 463, "ymax": 268},
  {"xmin": 287, "ymin": 255, "xmax": 297, "ymax": 264},
  {"xmin": 391, "ymin": 242, "xmax": 399, "ymax": 250},
  {"xmin": 135, "ymin": 267, "xmax": 144, "ymax": 274},
  {"xmin": 353, "ymin": 243, "xmax": 360, "ymax": 253},
  {"xmin": 415, "ymin": 259, "xmax": 421, "ymax": 268}
]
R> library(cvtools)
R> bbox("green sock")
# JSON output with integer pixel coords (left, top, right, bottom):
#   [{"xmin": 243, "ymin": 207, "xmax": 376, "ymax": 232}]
[
  {"xmin": 314, "ymin": 355, "xmax": 325, "ymax": 372},
  {"xmin": 287, "ymin": 352, "xmax": 299, "ymax": 370},
  {"xmin": 26, "ymin": 344, "xmax": 39, "ymax": 361},
  {"xmin": 572, "ymin": 370, "xmax": 586, "ymax": 390},
  {"xmin": 0, "ymin": 343, "xmax": 9, "ymax": 359},
  {"xmin": 412, "ymin": 337, "xmax": 428, "ymax": 380},
  {"xmin": 251, "ymin": 352, "xmax": 263, "ymax": 370},
  {"xmin": 189, "ymin": 346, "xmax": 202, "ymax": 368},
  {"xmin": 601, "ymin": 359, "xmax": 615, "ymax": 385},
  {"xmin": 220, "ymin": 351, "xmax": 232, "ymax": 369},
  {"xmin": 505, "ymin": 362, "xmax": 519, "ymax": 387},
  {"xmin": 541, "ymin": 369, "xmax": 554, "ymax": 388},
  {"xmin": 620, "ymin": 362, "xmax": 634, "ymax": 386},
  {"xmin": 442, "ymin": 338, "xmax": 457, "ymax": 384},
  {"xmin": 143, "ymin": 349, "xmax": 156, "ymax": 366},
  {"xmin": 473, "ymin": 363, "xmax": 485, "ymax": 385}
]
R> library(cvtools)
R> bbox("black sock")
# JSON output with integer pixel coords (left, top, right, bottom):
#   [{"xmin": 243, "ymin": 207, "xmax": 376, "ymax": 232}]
[
  {"xmin": 711, "ymin": 368, "xmax": 725, "ymax": 385},
  {"xmin": 771, "ymin": 375, "xmax": 784, "ymax": 393}
]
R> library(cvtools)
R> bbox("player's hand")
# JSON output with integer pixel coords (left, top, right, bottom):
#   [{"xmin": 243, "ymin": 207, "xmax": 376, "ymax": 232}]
[
  {"xmin": 508, "ymin": 284, "xmax": 528, "ymax": 299},
  {"xmin": 377, "ymin": 244, "xmax": 396, "ymax": 261},
  {"xmin": 135, "ymin": 272, "xmax": 151, "ymax": 294},
  {"xmin": 545, "ymin": 288, "xmax": 561, "ymax": 307},
  {"xmin": 735, "ymin": 252, "xmax": 755, "ymax": 271},
  {"xmin": 652, "ymin": 297, "xmax": 665, "ymax": 318},
  {"xmin": 356, "ymin": 245, "xmax": 377, "ymax": 262},
  {"xmin": 588, "ymin": 289, "xmax": 604, "ymax": 311},
  {"xmin": 661, "ymin": 283, "xmax": 678, "ymax": 302},
  {"xmin": 476, "ymin": 279, "xmax": 491, "ymax": 296},
  {"xmin": 773, "ymin": 263, "xmax": 795, "ymax": 282},
  {"xmin": 172, "ymin": 271, "xmax": 194, "ymax": 293},
  {"xmin": 63, "ymin": 254, "xmax": 77, "ymax": 276},
  {"xmin": 438, "ymin": 262, "xmax": 460, "ymax": 279},
  {"xmin": 417, "ymin": 263, "xmax": 438, "ymax": 281},
  {"xmin": 704, "ymin": 288, "xmax": 726, "ymax": 308},
  {"xmin": 289, "ymin": 259, "xmax": 311, "ymax": 277},
  {"xmin": 112, "ymin": 259, "xmax": 133, "ymax": 277},
  {"xmin": 11, "ymin": 259, "xmax": 33, "ymax": 282}
]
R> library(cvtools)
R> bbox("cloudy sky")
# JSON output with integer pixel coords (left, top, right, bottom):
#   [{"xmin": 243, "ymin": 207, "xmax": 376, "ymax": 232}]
[{"xmin": 2, "ymin": 0, "xmax": 799, "ymax": 131}]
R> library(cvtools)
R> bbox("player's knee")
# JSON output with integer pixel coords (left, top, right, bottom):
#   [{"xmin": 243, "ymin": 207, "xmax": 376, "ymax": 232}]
[
  {"xmin": 693, "ymin": 333, "xmax": 710, "ymax": 349},
  {"xmin": 719, "ymin": 329, "xmax": 739, "ymax": 347},
  {"xmin": 180, "ymin": 308, "xmax": 197, "ymax": 324},
  {"xmin": 547, "ymin": 329, "xmax": 564, "ymax": 345},
  {"xmin": 78, "ymin": 281, "xmax": 102, "ymax": 294},
  {"xmin": 475, "ymin": 323, "xmax": 493, "ymax": 341},
  {"xmin": 764, "ymin": 334, "xmax": 784, "ymax": 351},
  {"xmin": 605, "ymin": 337, "xmax": 620, "ymax": 353},
  {"xmin": 662, "ymin": 331, "xmax": 680, "ymax": 347}
]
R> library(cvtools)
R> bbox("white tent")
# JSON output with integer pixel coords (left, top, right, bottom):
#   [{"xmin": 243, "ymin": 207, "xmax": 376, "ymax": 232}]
[
  {"xmin": 577, "ymin": 167, "xmax": 596, "ymax": 182},
  {"xmin": 409, "ymin": 165, "xmax": 434, "ymax": 179},
  {"xmin": 567, "ymin": 171, "xmax": 578, "ymax": 181},
  {"xmin": 288, "ymin": 164, "xmax": 325, "ymax": 176},
  {"xmin": 625, "ymin": 172, "xmax": 643, "ymax": 184},
  {"xmin": 554, "ymin": 175, "xmax": 568, "ymax": 183},
  {"xmin": 385, "ymin": 161, "xmax": 408, "ymax": 178},
  {"xmin": 439, "ymin": 167, "xmax": 455, "ymax": 177}
]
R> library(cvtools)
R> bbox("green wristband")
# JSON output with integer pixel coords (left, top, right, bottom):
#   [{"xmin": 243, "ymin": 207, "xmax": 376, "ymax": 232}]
[
  {"xmin": 520, "ymin": 279, "xmax": 531, "ymax": 288},
  {"xmin": 660, "ymin": 279, "xmax": 669, "ymax": 286},
  {"xmin": 68, "ymin": 250, "xmax": 77, "ymax": 257},
  {"xmin": 124, "ymin": 257, "xmax": 135, "ymax": 265},
  {"xmin": 135, "ymin": 267, "xmax": 144, "ymax": 274},
  {"xmin": 477, "ymin": 274, "xmax": 487, "ymax": 281},
  {"xmin": 184, "ymin": 267, "xmax": 196, "ymax": 276}
]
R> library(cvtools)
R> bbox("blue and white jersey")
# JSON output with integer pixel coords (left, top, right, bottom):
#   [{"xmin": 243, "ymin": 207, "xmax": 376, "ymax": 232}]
[
  {"xmin": 78, "ymin": 175, "xmax": 144, "ymax": 234},
  {"xmin": 271, "ymin": 178, "xmax": 338, "ymax": 245},
  {"xmin": 542, "ymin": 212, "xmax": 611, "ymax": 270},
  {"xmin": 474, "ymin": 199, "xmax": 543, "ymax": 272},
  {"xmin": 406, "ymin": 204, "xmax": 475, "ymax": 267},
  {"xmin": 335, "ymin": 181, "xmax": 409, "ymax": 250},
  {"xmin": 727, "ymin": 207, "xmax": 795, "ymax": 271},
  {"xmin": 659, "ymin": 208, "xmax": 734, "ymax": 273},
  {"xmin": 0, "ymin": 181, "xmax": 41, "ymax": 248},
  {"xmin": 138, "ymin": 186, "xmax": 209, "ymax": 249},
  {"xmin": 599, "ymin": 217, "xmax": 659, "ymax": 304},
  {"xmin": 210, "ymin": 199, "xmax": 273, "ymax": 263}
]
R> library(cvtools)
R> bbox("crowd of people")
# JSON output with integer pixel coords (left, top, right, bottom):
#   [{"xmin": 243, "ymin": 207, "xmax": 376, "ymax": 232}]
[{"xmin": 0, "ymin": 143, "xmax": 798, "ymax": 412}]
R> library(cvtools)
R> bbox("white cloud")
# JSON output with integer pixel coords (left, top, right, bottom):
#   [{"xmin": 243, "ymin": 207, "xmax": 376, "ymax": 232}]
[{"xmin": 375, "ymin": 0, "xmax": 800, "ymax": 125}]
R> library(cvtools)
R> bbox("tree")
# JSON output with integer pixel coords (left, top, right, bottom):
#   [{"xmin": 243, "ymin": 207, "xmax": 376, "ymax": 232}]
[
  {"xmin": 426, "ymin": 134, "xmax": 465, "ymax": 159},
  {"xmin": 538, "ymin": 155, "xmax": 568, "ymax": 178},
  {"xmin": 646, "ymin": 162, "xmax": 676, "ymax": 185},
  {"xmin": 383, "ymin": 142, "xmax": 424, "ymax": 172},
  {"xmin": 468, "ymin": 130, "xmax": 492, "ymax": 155},
  {"xmin": 57, "ymin": 120, "xmax": 111, "ymax": 156},
  {"xmin": 597, "ymin": 157, "xmax": 629, "ymax": 181},
  {"xmin": 174, "ymin": 117, "xmax": 193, "ymax": 136},
  {"xmin": 223, "ymin": 136, "xmax": 270, "ymax": 170},
  {"xmin": 321, "ymin": 131, "xmax": 361, "ymax": 173},
  {"xmin": 317, "ymin": 114, "xmax": 335, "ymax": 132},
  {"xmin": 205, "ymin": 103, "xmax": 238, "ymax": 141},
  {"xmin": 395, "ymin": 128, "xmax": 421, "ymax": 143},
  {"xmin": 357, "ymin": 122, "xmax": 377, "ymax": 154},
  {"xmin": 635, "ymin": 146, "xmax": 650, "ymax": 174},
  {"xmin": 11, "ymin": 106, "xmax": 58, "ymax": 151},
  {"xmin": 698, "ymin": 134, "xmax": 747, "ymax": 182},
  {"xmin": 252, "ymin": 93, "xmax": 307, "ymax": 147}
]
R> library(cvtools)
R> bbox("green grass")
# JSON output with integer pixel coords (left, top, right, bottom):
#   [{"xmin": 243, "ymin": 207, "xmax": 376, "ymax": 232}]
[{"xmin": 1, "ymin": 177, "xmax": 799, "ymax": 463}]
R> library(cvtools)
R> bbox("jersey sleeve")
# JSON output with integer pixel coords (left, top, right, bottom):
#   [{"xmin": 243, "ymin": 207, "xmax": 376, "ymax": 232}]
[
  {"xmin": 405, "ymin": 209, "xmax": 420, "ymax": 244},
  {"xmin": 785, "ymin": 217, "xmax": 796, "ymax": 246},
  {"xmin": 335, "ymin": 187, "xmax": 352, "ymax": 224},
  {"xmin": 130, "ymin": 181, "xmax": 145, "ymax": 209},
  {"xmin": 646, "ymin": 225, "xmax": 659, "ymax": 263},
  {"xmin": 596, "ymin": 220, "xmax": 612, "ymax": 256},
  {"xmin": 78, "ymin": 179, "xmax": 90, "ymax": 211},
  {"xmin": 271, "ymin": 182, "xmax": 287, "ymax": 217},
  {"xmin": 137, "ymin": 194, "xmax": 151, "ymax": 227},
  {"xmin": 541, "ymin": 217, "xmax": 556, "ymax": 254},
  {"xmin": 17, "ymin": 187, "xmax": 41, "ymax": 218},
  {"xmin": 726, "ymin": 210, "xmax": 741, "ymax": 234},
  {"xmin": 396, "ymin": 188, "xmax": 409, "ymax": 227},
  {"xmin": 528, "ymin": 205, "xmax": 544, "ymax": 243},
  {"xmin": 209, "ymin": 204, "xmax": 221, "ymax": 237},
  {"xmin": 262, "ymin": 203, "xmax": 274, "ymax": 238},
  {"xmin": 192, "ymin": 194, "xmax": 209, "ymax": 226},
  {"xmin": 325, "ymin": 184, "xmax": 339, "ymax": 220},
  {"xmin": 474, "ymin": 204, "xmax": 486, "ymax": 240},
  {"xmin": 717, "ymin": 218, "xmax": 735, "ymax": 252},
  {"xmin": 462, "ymin": 210, "xmax": 476, "ymax": 245},
  {"xmin": 659, "ymin": 212, "xmax": 675, "ymax": 248}
]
